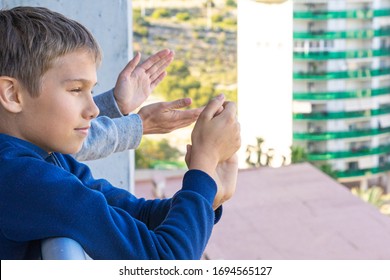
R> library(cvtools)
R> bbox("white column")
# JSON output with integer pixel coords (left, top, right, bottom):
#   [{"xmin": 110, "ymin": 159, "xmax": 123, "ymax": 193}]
[{"xmin": 237, "ymin": 0, "xmax": 293, "ymax": 167}]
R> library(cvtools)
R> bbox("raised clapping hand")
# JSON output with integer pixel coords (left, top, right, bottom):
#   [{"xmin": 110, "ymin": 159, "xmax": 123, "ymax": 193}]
[
  {"xmin": 113, "ymin": 49, "xmax": 174, "ymax": 115},
  {"xmin": 138, "ymin": 97, "xmax": 203, "ymax": 134},
  {"xmin": 185, "ymin": 94, "xmax": 241, "ymax": 210}
]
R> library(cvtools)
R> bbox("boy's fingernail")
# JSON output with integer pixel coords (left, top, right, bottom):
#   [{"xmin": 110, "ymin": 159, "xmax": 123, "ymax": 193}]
[{"xmin": 216, "ymin": 94, "xmax": 224, "ymax": 100}]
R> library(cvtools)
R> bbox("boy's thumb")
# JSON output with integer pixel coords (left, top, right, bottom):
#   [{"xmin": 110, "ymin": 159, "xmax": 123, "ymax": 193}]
[{"xmin": 201, "ymin": 94, "xmax": 225, "ymax": 120}]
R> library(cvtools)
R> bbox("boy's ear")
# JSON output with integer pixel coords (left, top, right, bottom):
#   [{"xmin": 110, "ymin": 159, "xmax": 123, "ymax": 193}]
[{"xmin": 0, "ymin": 76, "xmax": 23, "ymax": 113}]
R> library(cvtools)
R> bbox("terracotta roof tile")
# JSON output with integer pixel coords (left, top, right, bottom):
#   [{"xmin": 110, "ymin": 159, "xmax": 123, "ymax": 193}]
[{"xmin": 135, "ymin": 163, "xmax": 390, "ymax": 259}]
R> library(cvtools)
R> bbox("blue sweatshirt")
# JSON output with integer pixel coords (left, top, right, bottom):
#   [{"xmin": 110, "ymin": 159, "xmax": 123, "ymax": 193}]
[{"xmin": 0, "ymin": 133, "xmax": 221, "ymax": 260}]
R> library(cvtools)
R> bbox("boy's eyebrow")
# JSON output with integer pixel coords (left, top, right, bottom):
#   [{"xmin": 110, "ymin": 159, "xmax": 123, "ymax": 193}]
[{"xmin": 61, "ymin": 79, "xmax": 98, "ymax": 86}]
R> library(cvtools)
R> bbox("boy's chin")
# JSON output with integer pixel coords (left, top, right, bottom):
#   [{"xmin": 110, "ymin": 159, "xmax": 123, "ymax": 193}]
[{"xmin": 57, "ymin": 144, "xmax": 83, "ymax": 155}]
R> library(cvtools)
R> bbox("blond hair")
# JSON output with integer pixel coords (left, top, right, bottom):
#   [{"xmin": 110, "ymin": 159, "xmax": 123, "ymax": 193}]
[{"xmin": 0, "ymin": 6, "xmax": 102, "ymax": 97}]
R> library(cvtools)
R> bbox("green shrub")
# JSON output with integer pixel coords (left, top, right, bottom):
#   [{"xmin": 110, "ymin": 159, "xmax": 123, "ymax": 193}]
[
  {"xmin": 135, "ymin": 138, "xmax": 182, "ymax": 169},
  {"xmin": 176, "ymin": 12, "xmax": 190, "ymax": 21},
  {"xmin": 151, "ymin": 8, "xmax": 170, "ymax": 19},
  {"xmin": 223, "ymin": 17, "xmax": 237, "ymax": 26},
  {"xmin": 133, "ymin": 25, "xmax": 149, "ymax": 37},
  {"xmin": 226, "ymin": 0, "xmax": 237, "ymax": 7},
  {"xmin": 211, "ymin": 14, "xmax": 223, "ymax": 23}
]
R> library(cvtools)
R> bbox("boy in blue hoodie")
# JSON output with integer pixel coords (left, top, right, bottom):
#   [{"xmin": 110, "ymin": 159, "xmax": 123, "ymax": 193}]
[{"xmin": 0, "ymin": 6, "xmax": 240, "ymax": 259}]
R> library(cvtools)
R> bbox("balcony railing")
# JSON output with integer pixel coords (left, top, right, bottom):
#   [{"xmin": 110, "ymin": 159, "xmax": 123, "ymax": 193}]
[
  {"xmin": 293, "ymin": 67, "xmax": 390, "ymax": 80},
  {"xmin": 308, "ymin": 143, "xmax": 390, "ymax": 160},
  {"xmin": 335, "ymin": 163, "xmax": 390, "ymax": 178},
  {"xmin": 293, "ymin": 8, "xmax": 390, "ymax": 20},
  {"xmin": 293, "ymin": 86, "xmax": 390, "ymax": 101},
  {"xmin": 294, "ymin": 48, "xmax": 390, "ymax": 60},
  {"xmin": 293, "ymin": 106, "xmax": 390, "ymax": 120},
  {"xmin": 294, "ymin": 28, "xmax": 390, "ymax": 40},
  {"xmin": 293, "ymin": 126, "xmax": 390, "ymax": 141}
]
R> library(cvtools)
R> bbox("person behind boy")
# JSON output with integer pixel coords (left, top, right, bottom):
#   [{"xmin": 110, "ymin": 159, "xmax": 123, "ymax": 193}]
[
  {"xmin": 0, "ymin": 6, "xmax": 240, "ymax": 259},
  {"xmin": 78, "ymin": 48, "xmax": 204, "ymax": 161}
]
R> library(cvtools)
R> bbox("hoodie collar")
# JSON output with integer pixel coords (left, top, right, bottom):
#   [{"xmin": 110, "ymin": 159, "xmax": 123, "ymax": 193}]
[{"xmin": 0, "ymin": 133, "xmax": 51, "ymax": 159}]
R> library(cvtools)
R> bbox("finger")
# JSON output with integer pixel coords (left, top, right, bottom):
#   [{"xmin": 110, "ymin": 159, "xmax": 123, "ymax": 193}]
[
  {"xmin": 175, "ymin": 107, "xmax": 204, "ymax": 123},
  {"xmin": 199, "ymin": 94, "xmax": 225, "ymax": 120},
  {"xmin": 148, "ymin": 55, "xmax": 174, "ymax": 81},
  {"xmin": 165, "ymin": 98, "xmax": 192, "ymax": 110},
  {"xmin": 185, "ymin": 144, "xmax": 192, "ymax": 167},
  {"xmin": 147, "ymin": 54, "xmax": 174, "ymax": 81},
  {"xmin": 119, "ymin": 52, "xmax": 141, "ymax": 77},
  {"xmin": 220, "ymin": 101, "xmax": 237, "ymax": 118},
  {"xmin": 141, "ymin": 49, "xmax": 171, "ymax": 68},
  {"xmin": 163, "ymin": 108, "xmax": 203, "ymax": 133},
  {"xmin": 142, "ymin": 49, "xmax": 173, "ymax": 72},
  {"xmin": 214, "ymin": 105, "xmax": 224, "ymax": 117},
  {"xmin": 150, "ymin": 71, "xmax": 167, "ymax": 90}
]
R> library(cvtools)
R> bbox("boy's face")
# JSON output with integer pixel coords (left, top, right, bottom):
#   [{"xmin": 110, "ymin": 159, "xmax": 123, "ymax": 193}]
[{"xmin": 17, "ymin": 49, "xmax": 99, "ymax": 154}]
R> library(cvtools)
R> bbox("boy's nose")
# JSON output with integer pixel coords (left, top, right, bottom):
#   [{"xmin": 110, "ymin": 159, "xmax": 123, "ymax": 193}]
[
  {"xmin": 83, "ymin": 96, "xmax": 100, "ymax": 120},
  {"xmin": 89, "ymin": 100, "xmax": 100, "ymax": 119}
]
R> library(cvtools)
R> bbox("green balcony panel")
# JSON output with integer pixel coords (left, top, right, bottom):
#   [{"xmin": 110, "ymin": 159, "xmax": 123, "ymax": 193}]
[
  {"xmin": 293, "ymin": 68, "xmax": 390, "ymax": 80},
  {"xmin": 335, "ymin": 163, "xmax": 390, "ymax": 178},
  {"xmin": 293, "ymin": 87, "xmax": 390, "ymax": 101},
  {"xmin": 293, "ymin": 106, "xmax": 390, "ymax": 120},
  {"xmin": 293, "ymin": 28, "xmax": 390, "ymax": 40},
  {"xmin": 293, "ymin": 126, "xmax": 390, "ymax": 141},
  {"xmin": 294, "ymin": 48, "xmax": 390, "ymax": 60},
  {"xmin": 375, "ymin": 8, "xmax": 390, "ymax": 17},
  {"xmin": 293, "ymin": 8, "xmax": 390, "ymax": 20},
  {"xmin": 308, "ymin": 144, "xmax": 390, "ymax": 161}
]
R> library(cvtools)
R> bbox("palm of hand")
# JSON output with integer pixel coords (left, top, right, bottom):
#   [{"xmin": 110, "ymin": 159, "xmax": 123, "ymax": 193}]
[
  {"xmin": 126, "ymin": 67, "xmax": 153, "ymax": 109},
  {"xmin": 114, "ymin": 49, "xmax": 174, "ymax": 115}
]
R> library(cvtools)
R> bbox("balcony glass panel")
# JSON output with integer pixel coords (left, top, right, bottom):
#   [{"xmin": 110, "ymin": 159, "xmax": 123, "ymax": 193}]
[
  {"xmin": 335, "ymin": 163, "xmax": 390, "ymax": 178},
  {"xmin": 293, "ymin": 28, "xmax": 390, "ymax": 40},
  {"xmin": 293, "ymin": 68, "xmax": 390, "ymax": 80},
  {"xmin": 294, "ymin": 48, "xmax": 390, "ymax": 60},
  {"xmin": 308, "ymin": 143, "xmax": 390, "ymax": 160},
  {"xmin": 293, "ymin": 126, "xmax": 390, "ymax": 141},
  {"xmin": 293, "ymin": 87, "xmax": 390, "ymax": 100},
  {"xmin": 293, "ymin": 106, "xmax": 390, "ymax": 120},
  {"xmin": 293, "ymin": 9, "xmax": 390, "ymax": 20}
]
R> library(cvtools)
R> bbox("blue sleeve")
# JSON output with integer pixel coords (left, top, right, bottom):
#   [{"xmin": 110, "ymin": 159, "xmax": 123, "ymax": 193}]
[{"xmin": 0, "ymin": 151, "xmax": 218, "ymax": 260}]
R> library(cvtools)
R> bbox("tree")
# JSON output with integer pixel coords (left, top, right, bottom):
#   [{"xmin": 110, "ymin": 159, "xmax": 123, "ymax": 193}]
[
  {"xmin": 155, "ymin": 59, "xmax": 217, "ymax": 108},
  {"xmin": 318, "ymin": 163, "xmax": 338, "ymax": 179},
  {"xmin": 351, "ymin": 186, "xmax": 390, "ymax": 216},
  {"xmin": 290, "ymin": 145, "xmax": 308, "ymax": 163},
  {"xmin": 135, "ymin": 138, "xmax": 182, "ymax": 169},
  {"xmin": 226, "ymin": 0, "xmax": 237, "ymax": 7}
]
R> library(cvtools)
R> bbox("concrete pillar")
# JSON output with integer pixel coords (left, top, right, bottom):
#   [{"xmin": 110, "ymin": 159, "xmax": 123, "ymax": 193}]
[
  {"xmin": 360, "ymin": 177, "xmax": 368, "ymax": 191},
  {"xmin": 2, "ymin": 0, "xmax": 135, "ymax": 192},
  {"xmin": 385, "ymin": 172, "xmax": 390, "ymax": 194}
]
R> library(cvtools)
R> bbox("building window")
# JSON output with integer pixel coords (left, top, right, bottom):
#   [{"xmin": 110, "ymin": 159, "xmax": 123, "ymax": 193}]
[
  {"xmin": 307, "ymin": 82, "xmax": 315, "ymax": 92},
  {"xmin": 348, "ymin": 161, "xmax": 358, "ymax": 170}
]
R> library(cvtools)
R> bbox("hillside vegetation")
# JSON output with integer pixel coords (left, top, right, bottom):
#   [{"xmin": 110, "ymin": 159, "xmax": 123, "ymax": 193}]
[
  {"xmin": 133, "ymin": 1, "xmax": 237, "ymax": 108},
  {"xmin": 132, "ymin": 1, "xmax": 238, "ymax": 168}
]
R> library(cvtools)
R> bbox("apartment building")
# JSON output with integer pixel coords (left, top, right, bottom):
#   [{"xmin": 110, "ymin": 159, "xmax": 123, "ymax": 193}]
[{"xmin": 238, "ymin": 0, "xmax": 390, "ymax": 190}]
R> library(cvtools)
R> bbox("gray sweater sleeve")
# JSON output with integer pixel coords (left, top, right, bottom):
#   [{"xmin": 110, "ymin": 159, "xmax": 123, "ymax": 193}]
[
  {"xmin": 93, "ymin": 88, "xmax": 123, "ymax": 118},
  {"xmin": 73, "ymin": 90, "xmax": 143, "ymax": 161}
]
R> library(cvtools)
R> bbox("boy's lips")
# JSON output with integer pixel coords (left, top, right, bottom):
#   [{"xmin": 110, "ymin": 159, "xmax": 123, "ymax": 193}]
[{"xmin": 74, "ymin": 126, "xmax": 90, "ymax": 135}]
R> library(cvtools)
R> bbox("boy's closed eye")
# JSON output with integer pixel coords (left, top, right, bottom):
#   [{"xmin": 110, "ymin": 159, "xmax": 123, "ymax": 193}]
[
  {"xmin": 63, "ymin": 79, "xmax": 97, "ymax": 95},
  {"xmin": 70, "ymin": 88, "xmax": 82, "ymax": 92},
  {"xmin": 69, "ymin": 86, "xmax": 96, "ymax": 95}
]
